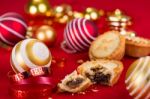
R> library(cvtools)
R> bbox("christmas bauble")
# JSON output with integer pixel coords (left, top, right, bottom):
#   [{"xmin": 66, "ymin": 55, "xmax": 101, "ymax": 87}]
[
  {"xmin": 0, "ymin": 12, "xmax": 27, "ymax": 46},
  {"xmin": 61, "ymin": 18, "xmax": 98, "ymax": 53},
  {"xmin": 25, "ymin": 0, "xmax": 51, "ymax": 16},
  {"xmin": 53, "ymin": 4, "xmax": 72, "ymax": 18},
  {"xmin": 125, "ymin": 56, "xmax": 150, "ymax": 99},
  {"xmin": 33, "ymin": 25, "xmax": 56, "ymax": 46},
  {"xmin": 11, "ymin": 39, "xmax": 52, "ymax": 73},
  {"xmin": 84, "ymin": 8, "xmax": 104, "ymax": 21},
  {"xmin": 53, "ymin": 4, "xmax": 73, "ymax": 24},
  {"xmin": 73, "ymin": 11, "xmax": 84, "ymax": 19}
]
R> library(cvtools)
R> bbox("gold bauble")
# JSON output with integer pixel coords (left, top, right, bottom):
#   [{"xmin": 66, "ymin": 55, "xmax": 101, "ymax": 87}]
[
  {"xmin": 11, "ymin": 39, "xmax": 52, "ymax": 73},
  {"xmin": 73, "ymin": 11, "xmax": 84, "ymax": 18},
  {"xmin": 53, "ymin": 4, "xmax": 73, "ymax": 23},
  {"xmin": 26, "ymin": 0, "xmax": 51, "ymax": 16},
  {"xmin": 125, "ymin": 56, "xmax": 150, "ymax": 99},
  {"xmin": 84, "ymin": 7, "xmax": 102, "ymax": 21},
  {"xmin": 26, "ymin": 26, "xmax": 34, "ymax": 38},
  {"xmin": 34, "ymin": 25, "xmax": 56, "ymax": 46},
  {"xmin": 53, "ymin": 4, "xmax": 72, "ymax": 18},
  {"xmin": 57, "ymin": 15, "xmax": 70, "ymax": 24}
]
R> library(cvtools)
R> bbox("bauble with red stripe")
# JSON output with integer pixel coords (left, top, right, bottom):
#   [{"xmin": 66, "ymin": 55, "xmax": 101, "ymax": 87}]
[
  {"xmin": 0, "ymin": 12, "xmax": 27, "ymax": 46},
  {"xmin": 61, "ymin": 18, "xmax": 99, "ymax": 53}
]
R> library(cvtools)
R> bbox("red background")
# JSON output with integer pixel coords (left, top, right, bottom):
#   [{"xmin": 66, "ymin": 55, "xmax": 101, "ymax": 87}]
[{"xmin": 0, "ymin": 0, "xmax": 150, "ymax": 99}]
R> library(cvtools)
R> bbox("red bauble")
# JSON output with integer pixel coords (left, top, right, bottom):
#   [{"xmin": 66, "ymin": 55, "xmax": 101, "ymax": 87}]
[
  {"xmin": 61, "ymin": 18, "xmax": 99, "ymax": 53},
  {"xmin": 0, "ymin": 12, "xmax": 27, "ymax": 46}
]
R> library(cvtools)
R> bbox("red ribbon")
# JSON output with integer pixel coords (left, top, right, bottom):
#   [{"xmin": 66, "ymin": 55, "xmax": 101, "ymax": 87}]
[
  {"xmin": 8, "ymin": 67, "xmax": 54, "ymax": 98},
  {"xmin": 9, "ymin": 76, "xmax": 54, "ymax": 98},
  {"xmin": 8, "ymin": 67, "xmax": 50, "ymax": 82}
]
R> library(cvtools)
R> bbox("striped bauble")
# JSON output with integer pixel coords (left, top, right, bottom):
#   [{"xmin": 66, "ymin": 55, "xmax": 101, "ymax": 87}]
[
  {"xmin": 61, "ymin": 18, "xmax": 98, "ymax": 53},
  {"xmin": 11, "ymin": 39, "xmax": 52, "ymax": 73},
  {"xmin": 125, "ymin": 56, "xmax": 150, "ymax": 99},
  {"xmin": 0, "ymin": 12, "xmax": 27, "ymax": 46}
]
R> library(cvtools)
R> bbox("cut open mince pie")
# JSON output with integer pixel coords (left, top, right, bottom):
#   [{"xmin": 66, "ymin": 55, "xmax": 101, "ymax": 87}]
[
  {"xmin": 125, "ymin": 36, "xmax": 150, "ymax": 57},
  {"xmin": 89, "ymin": 31, "xmax": 125, "ymax": 60},
  {"xmin": 58, "ymin": 59, "xmax": 123, "ymax": 93},
  {"xmin": 77, "ymin": 59, "xmax": 123, "ymax": 86},
  {"xmin": 58, "ymin": 71, "xmax": 92, "ymax": 93}
]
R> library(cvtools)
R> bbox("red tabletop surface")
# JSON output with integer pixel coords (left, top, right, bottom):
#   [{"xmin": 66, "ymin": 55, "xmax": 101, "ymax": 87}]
[{"xmin": 0, "ymin": 0, "xmax": 150, "ymax": 99}]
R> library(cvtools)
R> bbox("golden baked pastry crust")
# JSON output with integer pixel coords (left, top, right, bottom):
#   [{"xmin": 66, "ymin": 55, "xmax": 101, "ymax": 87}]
[
  {"xmin": 89, "ymin": 31, "xmax": 125, "ymax": 60},
  {"xmin": 58, "ymin": 71, "xmax": 92, "ymax": 93},
  {"xmin": 77, "ymin": 59, "xmax": 123, "ymax": 86},
  {"xmin": 58, "ymin": 59, "xmax": 123, "ymax": 93},
  {"xmin": 125, "ymin": 37, "xmax": 150, "ymax": 57}
]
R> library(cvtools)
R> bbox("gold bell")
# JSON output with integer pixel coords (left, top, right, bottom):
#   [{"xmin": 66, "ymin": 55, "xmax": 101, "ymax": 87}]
[
  {"xmin": 26, "ymin": 0, "xmax": 52, "ymax": 16},
  {"xmin": 108, "ymin": 9, "xmax": 136, "ymax": 37}
]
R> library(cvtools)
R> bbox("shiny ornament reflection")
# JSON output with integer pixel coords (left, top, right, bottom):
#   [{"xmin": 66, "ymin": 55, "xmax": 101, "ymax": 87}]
[
  {"xmin": 26, "ymin": 0, "xmax": 51, "ymax": 16},
  {"xmin": 125, "ymin": 56, "xmax": 150, "ymax": 99},
  {"xmin": 53, "ymin": 4, "xmax": 73, "ymax": 23},
  {"xmin": 84, "ymin": 8, "xmax": 104, "ymax": 21},
  {"xmin": 108, "ymin": 9, "xmax": 136, "ymax": 37},
  {"xmin": 61, "ymin": 18, "xmax": 98, "ymax": 53},
  {"xmin": 108, "ymin": 9, "xmax": 131, "ymax": 23},
  {"xmin": 0, "ymin": 12, "xmax": 27, "ymax": 46},
  {"xmin": 73, "ymin": 11, "xmax": 84, "ymax": 18},
  {"xmin": 26, "ymin": 26, "xmax": 34, "ymax": 38},
  {"xmin": 33, "ymin": 25, "xmax": 56, "ymax": 46},
  {"xmin": 11, "ymin": 39, "xmax": 52, "ymax": 73}
]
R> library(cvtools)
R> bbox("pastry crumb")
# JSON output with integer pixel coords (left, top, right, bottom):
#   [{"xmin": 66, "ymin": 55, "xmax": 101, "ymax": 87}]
[
  {"xmin": 91, "ymin": 89, "xmax": 99, "ymax": 92},
  {"xmin": 77, "ymin": 59, "xmax": 84, "ymax": 64}
]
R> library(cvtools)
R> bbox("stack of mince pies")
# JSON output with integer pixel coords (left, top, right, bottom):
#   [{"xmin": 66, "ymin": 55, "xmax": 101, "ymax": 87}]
[
  {"xmin": 89, "ymin": 30, "xmax": 150, "ymax": 59},
  {"xmin": 57, "ymin": 30, "xmax": 150, "ymax": 93}
]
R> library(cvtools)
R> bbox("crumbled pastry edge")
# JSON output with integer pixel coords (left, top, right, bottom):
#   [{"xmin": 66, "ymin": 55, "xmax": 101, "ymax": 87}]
[
  {"xmin": 77, "ymin": 60, "xmax": 124, "ymax": 86},
  {"xmin": 57, "ymin": 70, "xmax": 92, "ymax": 93},
  {"xmin": 126, "ymin": 36, "xmax": 150, "ymax": 47}
]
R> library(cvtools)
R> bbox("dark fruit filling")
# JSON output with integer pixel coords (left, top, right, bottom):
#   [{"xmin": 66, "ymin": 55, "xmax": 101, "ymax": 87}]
[
  {"xmin": 86, "ymin": 66, "xmax": 111, "ymax": 85},
  {"xmin": 66, "ymin": 78, "xmax": 84, "ymax": 88},
  {"xmin": 91, "ymin": 67, "xmax": 103, "ymax": 72}
]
